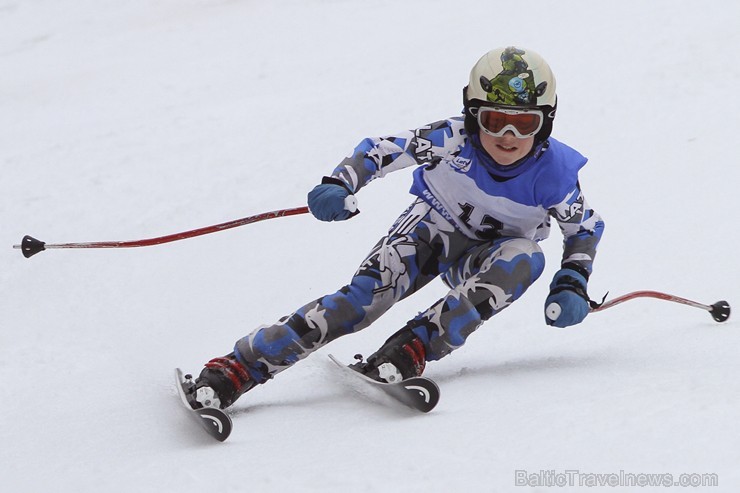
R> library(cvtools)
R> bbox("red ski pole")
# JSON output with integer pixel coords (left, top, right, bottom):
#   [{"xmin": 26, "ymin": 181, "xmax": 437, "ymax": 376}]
[
  {"xmin": 590, "ymin": 290, "xmax": 730, "ymax": 322},
  {"xmin": 547, "ymin": 291, "xmax": 730, "ymax": 323},
  {"xmin": 13, "ymin": 206, "xmax": 310, "ymax": 259}
]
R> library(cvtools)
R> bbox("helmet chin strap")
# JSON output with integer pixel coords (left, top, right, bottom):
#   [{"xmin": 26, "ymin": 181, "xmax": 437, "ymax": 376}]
[{"xmin": 470, "ymin": 133, "xmax": 550, "ymax": 180}]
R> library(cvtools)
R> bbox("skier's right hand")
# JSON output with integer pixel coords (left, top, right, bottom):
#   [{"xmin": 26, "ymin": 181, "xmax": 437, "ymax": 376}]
[{"xmin": 307, "ymin": 177, "xmax": 359, "ymax": 222}]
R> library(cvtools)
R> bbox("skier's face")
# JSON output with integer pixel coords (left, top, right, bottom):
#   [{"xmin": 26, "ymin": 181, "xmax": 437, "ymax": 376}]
[{"xmin": 479, "ymin": 130, "xmax": 534, "ymax": 165}]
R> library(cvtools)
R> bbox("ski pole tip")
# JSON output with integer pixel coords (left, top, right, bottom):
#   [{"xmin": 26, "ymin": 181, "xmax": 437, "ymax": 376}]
[
  {"xmin": 16, "ymin": 235, "xmax": 46, "ymax": 258},
  {"xmin": 709, "ymin": 301, "xmax": 730, "ymax": 323}
]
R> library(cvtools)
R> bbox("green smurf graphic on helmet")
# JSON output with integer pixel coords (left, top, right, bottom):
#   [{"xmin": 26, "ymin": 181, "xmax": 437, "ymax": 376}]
[{"xmin": 480, "ymin": 47, "xmax": 549, "ymax": 105}]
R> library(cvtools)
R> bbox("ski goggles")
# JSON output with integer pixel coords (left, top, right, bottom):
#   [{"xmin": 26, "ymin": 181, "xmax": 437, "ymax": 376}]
[{"xmin": 475, "ymin": 106, "xmax": 544, "ymax": 138}]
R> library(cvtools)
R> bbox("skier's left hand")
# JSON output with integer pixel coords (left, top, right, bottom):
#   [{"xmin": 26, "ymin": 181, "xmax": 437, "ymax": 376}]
[{"xmin": 544, "ymin": 267, "xmax": 590, "ymax": 328}]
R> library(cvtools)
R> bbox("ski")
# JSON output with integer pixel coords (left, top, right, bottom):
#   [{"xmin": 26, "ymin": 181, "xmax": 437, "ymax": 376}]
[
  {"xmin": 328, "ymin": 354, "xmax": 440, "ymax": 413},
  {"xmin": 174, "ymin": 368, "xmax": 232, "ymax": 442}
]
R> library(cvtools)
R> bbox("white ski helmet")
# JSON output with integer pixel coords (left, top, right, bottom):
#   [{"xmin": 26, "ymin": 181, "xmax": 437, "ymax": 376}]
[{"xmin": 463, "ymin": 46, "xmax": 557, "ymax": 144}]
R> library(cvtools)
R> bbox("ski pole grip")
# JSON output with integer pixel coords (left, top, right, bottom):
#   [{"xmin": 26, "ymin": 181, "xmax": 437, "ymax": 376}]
[
  {"xmin": 545, "ymin": 302, "xmax": 562, "ymax": 321},
  {"xmin": 344, "ymin": 195, "xmax": 358, "ymax": 213}
]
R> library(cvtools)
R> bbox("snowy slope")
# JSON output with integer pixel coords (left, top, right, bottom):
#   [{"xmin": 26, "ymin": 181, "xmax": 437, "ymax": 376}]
[{"xmin": 2, "ymin": 1, "xmax": 739, "ymax": 492}]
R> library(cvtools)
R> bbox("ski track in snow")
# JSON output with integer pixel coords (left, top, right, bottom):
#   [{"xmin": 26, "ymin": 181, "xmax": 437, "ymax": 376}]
[{"xmin": 2, "ymin": 1, "xmax": 739, "ymax": 492}]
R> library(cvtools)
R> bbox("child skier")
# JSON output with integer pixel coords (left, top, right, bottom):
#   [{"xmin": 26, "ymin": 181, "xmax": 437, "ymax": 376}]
[{"xmin": 186, "ymin": 46, "xmax": 605, "ymax": 410}]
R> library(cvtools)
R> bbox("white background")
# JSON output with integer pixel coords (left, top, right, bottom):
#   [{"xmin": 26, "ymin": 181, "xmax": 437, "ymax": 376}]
[{"xmin": 2, "ymin": 1, "xmax": 738, "ymax": 491}]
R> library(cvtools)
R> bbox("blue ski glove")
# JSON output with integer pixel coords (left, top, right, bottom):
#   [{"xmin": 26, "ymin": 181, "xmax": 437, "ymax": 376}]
[
  {"xmin": 544, "ymin": 267, "xmax": 590, "ymax": 328},
  {"xmin": 307, "ymin": 177, "xmax": 359, "ymax": 222}
]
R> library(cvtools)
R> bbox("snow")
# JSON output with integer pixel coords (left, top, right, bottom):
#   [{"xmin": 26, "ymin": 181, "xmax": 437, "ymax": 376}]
[{"xmin": 2, "ymin": 0, "xmax": 739, "ymax": 491}]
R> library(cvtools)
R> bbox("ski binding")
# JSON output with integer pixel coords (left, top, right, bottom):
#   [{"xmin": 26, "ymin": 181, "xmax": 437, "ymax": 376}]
[
  {"xmin": 174, "ymin": 368, "xmax": 233, "ymax": 442},
  {"xmin": 328, "ymin": 354, "xmax": 440, "ymax": 413}
]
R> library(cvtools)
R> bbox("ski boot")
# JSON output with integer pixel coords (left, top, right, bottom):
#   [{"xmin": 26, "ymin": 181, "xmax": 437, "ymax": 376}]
[
  {"xmin": 187, "ymin": 353, "xmax": 256, "ymax": 410},
  {"xmin": 351, "ymin": 330, "xmax": 426, "ymax": 383}
]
